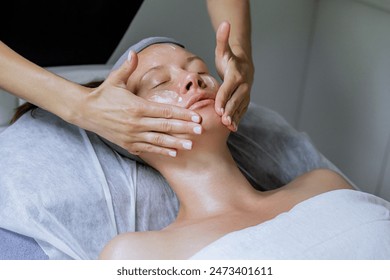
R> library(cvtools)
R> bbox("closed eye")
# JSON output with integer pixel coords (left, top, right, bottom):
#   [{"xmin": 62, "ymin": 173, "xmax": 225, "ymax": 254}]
[{"xmin": 152, "ymin": 81, "xmax": 168, "ymax": 89}]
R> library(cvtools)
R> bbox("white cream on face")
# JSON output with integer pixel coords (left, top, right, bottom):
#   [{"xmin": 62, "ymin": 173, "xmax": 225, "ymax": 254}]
[{"xmin": 148, "ymin": 90, "xmax": 181, "ymax": 105}]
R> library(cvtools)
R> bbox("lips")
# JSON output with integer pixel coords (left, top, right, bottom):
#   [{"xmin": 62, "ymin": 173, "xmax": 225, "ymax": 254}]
[
  {"xmin": 188, "ymin": 98, "xmax": 215, "ymax": 110},
  {"xmin": 186, "ymin": 91, "xmax": 215, "ymax": 110}
]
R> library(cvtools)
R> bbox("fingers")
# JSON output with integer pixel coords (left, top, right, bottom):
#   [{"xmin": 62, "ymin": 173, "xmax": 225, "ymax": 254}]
[
  {"xmin": 129, "ymin": 110, "xmax": 203, "ymax": 149},
  {"xmin": 215, "ymin": 21, "xmax": 231, "ymax": 61},
  {"xmin": 142, "ymin": 132, "xmax": 193, "ymax": 151},
  {"xmin": 122, "ymin": 101, "xmax": 203, "ymax": 157},
  {"xmin": 214, "ymin": 62, "xmax": 249, "ymax": 119},
  {"xmin": 214, "ymin": 21, "xmax": 253, "ymax": 131},
  {"xmin": 219, "ymin": 83, "xmax": 250, "ymax": 132},
  {"xmin": 143, "ymin": 100, "xmax": 202, "ymax": 124},
  {"xmin": 126, "ymin": 132, "xmax": 195, "ymax": 158},
  {"xmin": 129, "ymin": 143, "xmax": 178, "ymax": 158},
  {"xmin": 141, "ymin": 117, "xmax": 203, "ymax": 135},
  {"xmin": 129, "ymin": 102, "xmax": 203, "ymax": 135},
  {"xmin": 214, "ymin": 67, "xmax": 235, "ymax": 115},
  {"xmin": 108, "ymin": 51, "xmax": 138, "ymax": 87}
]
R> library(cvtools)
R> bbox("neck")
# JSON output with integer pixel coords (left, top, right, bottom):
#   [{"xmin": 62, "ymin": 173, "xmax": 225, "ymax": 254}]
[{"xmin": 156, "ymin": 144, "xmax": 259, "ymax": 222}]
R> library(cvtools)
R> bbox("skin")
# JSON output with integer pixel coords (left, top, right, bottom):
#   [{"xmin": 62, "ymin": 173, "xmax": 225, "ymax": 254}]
[
  {"xmin": 0, "ymin": 41, "xmax": 201, "ymax": 157},
  {"xmin": 99, "ymin": 44, "xmax": 353, "ymax": 260},
  {"xmin": 207, "ymin": 0, "xmax": 254, "ymax": 129},
  {"xmin": 0, "ymin": 1, "xmax": 253, "ymax": 157}
]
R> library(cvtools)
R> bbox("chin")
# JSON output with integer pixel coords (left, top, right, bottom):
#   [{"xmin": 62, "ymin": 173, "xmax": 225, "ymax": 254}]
[
  {"xmin": 196, "ymin": 103, "xmax": 230, "ymax": 139},
  {"xmin": 141, "ymin": 104, "xmax": 229, "ymax": 170}
]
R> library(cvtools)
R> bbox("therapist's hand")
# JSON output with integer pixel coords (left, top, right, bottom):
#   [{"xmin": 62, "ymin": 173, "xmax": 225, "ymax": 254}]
[
  {"xmin": 79, "ymin": 51, "xmax": 202, "ymax": 157},
  {"xmin": 214, "ymin": 21, "xmax": 254, "ymax": 132}
]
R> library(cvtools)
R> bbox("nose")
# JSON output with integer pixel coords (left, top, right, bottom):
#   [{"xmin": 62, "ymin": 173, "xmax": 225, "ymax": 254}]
[{"xmin": 182, "ymin": 73, "xmax": 206, "ymax": 93}]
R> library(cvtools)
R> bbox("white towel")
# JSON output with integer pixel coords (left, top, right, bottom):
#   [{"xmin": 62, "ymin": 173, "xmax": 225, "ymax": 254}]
[{"xmin": 190, "ymin": 189, "xmax": 390, "ymax": 259}]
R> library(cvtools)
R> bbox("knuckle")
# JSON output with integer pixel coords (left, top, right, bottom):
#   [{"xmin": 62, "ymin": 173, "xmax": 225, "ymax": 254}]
[
  {"xmin": 241, "ymin": 82, "xmax": 250, "ymax": 92},
  {"xmin": 144, "ymin": 145, "xmax": 155, "ymax": 153},
  {"xmin": 234, "ymin": 74, "xmax": 244, "ymax": 84},
  {"xmin": 129, "ymin": 121, "xmax": 141, "ymax": 131},
  {"xmin": 152, "ymin": 134, "xmax": 166, "ymax": 146},
  {"xmin": 161, "ymin": 121, "xmax": 173, "ymax": 132},
  {"xmin": 116, "ymin": 137, "xmax": 129, "ymax": 149},
  {"xmin": 161, "ymin": 106, "xmax": 173, "ymax": 118},
  {"xmin": 126, "ymin": 143, "xmax": 137, "ymax": 154},
  {"xmin": 131, "ymin": 102, "xmax": 146, "ymax": 116}
]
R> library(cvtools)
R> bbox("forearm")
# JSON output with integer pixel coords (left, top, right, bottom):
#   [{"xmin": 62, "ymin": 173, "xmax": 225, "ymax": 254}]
[
  {"xmin": 206, "ymin": 0, "xmax": 252, "ymax": 58},
  {"xmin": 0, "ymin": 41, "xmax": 89, "ymax": 124}
]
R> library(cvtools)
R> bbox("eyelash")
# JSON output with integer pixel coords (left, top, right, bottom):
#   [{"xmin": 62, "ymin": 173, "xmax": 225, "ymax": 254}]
[
  {"xmin": 152, "ymin": 72, "xmax": 208, "ymax": 89},
  {"xmin": 153, "ymin": 81, "xmax": 168, "ymax": 89}
]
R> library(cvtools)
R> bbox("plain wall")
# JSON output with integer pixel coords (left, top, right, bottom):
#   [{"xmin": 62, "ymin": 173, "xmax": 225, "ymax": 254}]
[{"xmin": 298, "ymin": 0, "xmax": 390, "ymax": 200}]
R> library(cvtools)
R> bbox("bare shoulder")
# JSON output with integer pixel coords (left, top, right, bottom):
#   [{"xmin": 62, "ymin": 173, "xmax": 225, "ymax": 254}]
[
  {"xmin": 286, "ymin": 168, "xmax": 353, "ymax": 198},
  {"xmin": 99, "ymin": 231, "xmax": 165, "ymax": 260}
]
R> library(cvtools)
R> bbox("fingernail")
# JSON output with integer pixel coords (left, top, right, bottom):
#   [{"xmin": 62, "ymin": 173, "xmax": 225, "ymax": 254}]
[
  {"xmin": 227, "ymin": 116, "xmax": 232, "ymax": 126},
  {"xmin": 191, "ymin": 115, "xmax": 200, "ymax": 123},
  {"xmin": 127, "ymin": 51, "xmax": 132, "ymax": 62},
  {"xmin": 193, "ymin": 126, "xmax": 202, "ymax": 134},
  {"xmin": 233, "ymin": 121, "xmax": 238, "ymax": 131},
  {"xmin": 182, "ymin": 141, "xmax": 193, "ymax": 150},
  {"xmin": 220, "ymin": 108, "xmax": 224, "ymax": 115},
  {"xmin": 168, "ymin": 151, "xmax": 177, "ymax": 157}
]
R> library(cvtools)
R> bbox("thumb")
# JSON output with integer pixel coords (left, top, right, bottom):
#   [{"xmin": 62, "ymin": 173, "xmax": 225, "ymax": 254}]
[
  {"xmin": 215, "ymin": 21, "xmax": 231, "ymax": 60},
  {"xmin": 215, "ymin": 21, "xmax": 233, "ymax": 78},
  {"xmin": 108, "ymin": 51, "xmax": 138, "ymax": 86}
]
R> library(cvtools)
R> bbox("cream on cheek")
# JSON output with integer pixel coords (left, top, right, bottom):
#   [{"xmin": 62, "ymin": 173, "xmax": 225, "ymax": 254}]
[
  {"xmin": 147, "ymin": 75, "xmax": 219, "ymax": 106},
  {"xmin": 148, "ymin": 90, "xmax": 184, "ymax": 105}
]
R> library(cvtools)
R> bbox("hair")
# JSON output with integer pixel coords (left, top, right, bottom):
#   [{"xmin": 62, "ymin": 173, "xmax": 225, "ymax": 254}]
[{"xmin": 10, "ymin": 80, "xmax": 104, "ymax": 124}]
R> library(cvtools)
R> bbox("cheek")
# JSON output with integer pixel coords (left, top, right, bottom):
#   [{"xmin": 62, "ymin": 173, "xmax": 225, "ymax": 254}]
[
  {"xmin": 198, "ymin": 105, "xmax": 229, "ymax": 136},
  {"xmin": 147, "ymin": 90, "xmax": 184, "ymax": 106}
]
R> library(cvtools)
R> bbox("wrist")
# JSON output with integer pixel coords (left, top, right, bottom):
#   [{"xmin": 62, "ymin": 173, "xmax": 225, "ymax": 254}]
[{"xmin": 60, "ymin": 84, "xmax": 93, "ymax": 128}]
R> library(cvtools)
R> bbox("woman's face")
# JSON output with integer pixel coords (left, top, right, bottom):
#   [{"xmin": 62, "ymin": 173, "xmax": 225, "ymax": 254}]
[{"xmin": 127, "ymin": 43, "xmax": 229, "ymax": 136}]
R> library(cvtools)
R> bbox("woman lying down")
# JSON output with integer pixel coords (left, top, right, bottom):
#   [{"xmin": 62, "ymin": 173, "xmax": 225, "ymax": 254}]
[
  {"xmin": 1, "ymin": 32, "xmax": 389, "ymax": 259},
  {"xmin": 99, "ymin": 38, "xmax": 390, "ymax": 259}
]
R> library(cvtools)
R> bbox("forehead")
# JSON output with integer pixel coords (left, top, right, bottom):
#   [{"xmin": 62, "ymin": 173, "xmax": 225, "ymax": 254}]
[{"xmin": 138, "ymin": 44, "xmax": 194, "ymax": 67}]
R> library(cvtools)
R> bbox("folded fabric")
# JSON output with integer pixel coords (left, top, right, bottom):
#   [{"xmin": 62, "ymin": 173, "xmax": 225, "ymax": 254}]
[
  {"xmin": 0, "ymin": 109, "xmax": 139, "ymax": 259},
  {"xmin": 190, "ymin": 189, "xmax": 390, "ymax": 259},
  {"xmin": 0, "ymin": 108, "xmax": 180, "ymax": 259}
]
